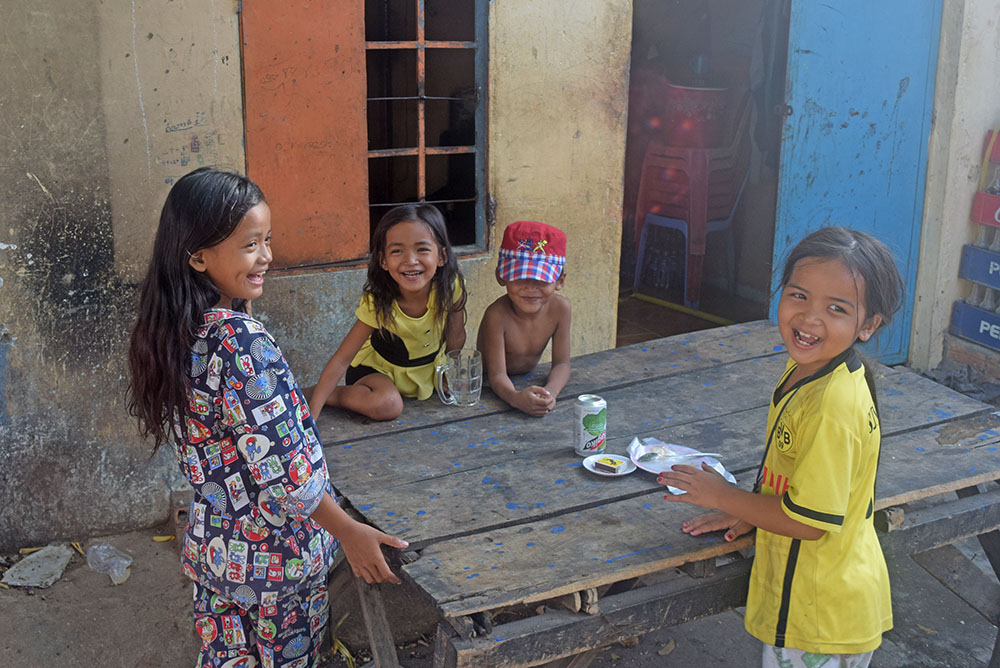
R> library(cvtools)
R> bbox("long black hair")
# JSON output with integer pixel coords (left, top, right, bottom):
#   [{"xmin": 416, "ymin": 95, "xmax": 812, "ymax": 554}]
[
  {"xmin": 127, "ymin": 167, "xmax": 265, "ymax": 451},
  {"xmin": 365, "ymin": 204, "xmax": 467, "ymax": 335},
  {"xmin": 779, "ymin": 226, "xmax": 903, "ymax": 414}
]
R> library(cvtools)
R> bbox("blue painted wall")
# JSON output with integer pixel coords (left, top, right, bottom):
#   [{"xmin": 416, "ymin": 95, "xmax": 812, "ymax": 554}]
[{"xmin": 771, "ymin": 0, "xmax": 943, "ymax": 364}]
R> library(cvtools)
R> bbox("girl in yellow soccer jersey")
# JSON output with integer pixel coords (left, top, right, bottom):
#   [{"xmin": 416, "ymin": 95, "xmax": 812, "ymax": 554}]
[{"xmin": 658, "ymin": 227, "xmax": 903, "ymax": 668}]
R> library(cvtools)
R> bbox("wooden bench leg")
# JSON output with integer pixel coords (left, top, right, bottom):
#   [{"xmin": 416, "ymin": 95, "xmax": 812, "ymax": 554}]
[
  {"xmin": 956, "ymin": 485, "xmax": 1000, "ymax": 576},
  {"xmin": 433, "ymin": 623, "xmax": 459, "ymax": 668},
  {"xmin": 956, "ymin": 483, "xmax": 1000, "ymax": 667},
  {"xmin": 540, "ymin": 648, "xmax": 600, "ymax": 668},
  {"xmin": 353, "ymin": 577, "xmax": 401, "ymax": 668}
]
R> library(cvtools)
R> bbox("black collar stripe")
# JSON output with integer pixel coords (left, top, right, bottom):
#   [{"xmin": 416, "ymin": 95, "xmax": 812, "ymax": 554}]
[{"xmin": 772, "ymin": 347, "xmax": 861, "ymax": 406}]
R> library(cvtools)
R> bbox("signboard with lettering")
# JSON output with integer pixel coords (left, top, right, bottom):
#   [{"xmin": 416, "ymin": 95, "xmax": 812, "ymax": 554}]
[
  {"xmin": 959, "ymin": 244, "xmax": 1000, "ymax": 289},
  {"xmin": 951, "ymin": 301, "xmax": 1000, "ymax": 351}
]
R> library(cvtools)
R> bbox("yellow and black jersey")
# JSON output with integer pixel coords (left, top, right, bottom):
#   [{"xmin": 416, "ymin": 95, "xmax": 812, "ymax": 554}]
[{"xmin": 745, "ymin": 348, "xmax": 892, "ymax": 654}]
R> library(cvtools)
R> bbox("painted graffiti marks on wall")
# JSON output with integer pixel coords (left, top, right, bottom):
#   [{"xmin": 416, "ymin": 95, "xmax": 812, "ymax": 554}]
[
  {"xmin": 164, "ymin": 110, "xmax": 208, "ymax": 133},
  {"xmin": 156, "ymin": 117, "xmax": 228, "ymax": 184},
  {"xmin": 104, "ymin": 1, "xmax": 245, "ymax": 279}
]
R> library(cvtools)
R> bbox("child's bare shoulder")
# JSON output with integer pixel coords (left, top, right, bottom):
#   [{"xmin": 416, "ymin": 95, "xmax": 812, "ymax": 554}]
[
  {"xmin": 546, "ymin": 294, "xmax": 571, "ymax": 324},
  {"xmin": 551, "ymin": 293, "xmax": 571, "ymax": 313},
  {"xmin": 482, "ymin": 294, "xmax": 516, "ymax": 319},
  {"xmin": 479, "ymin": 295, "xmax": 515, "ymax": 332}
]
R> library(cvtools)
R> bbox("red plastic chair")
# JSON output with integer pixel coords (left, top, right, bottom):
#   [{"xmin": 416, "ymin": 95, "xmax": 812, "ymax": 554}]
[{"xmin": 633, "ymin": 93, "xmax": 753, "ymax": 308}]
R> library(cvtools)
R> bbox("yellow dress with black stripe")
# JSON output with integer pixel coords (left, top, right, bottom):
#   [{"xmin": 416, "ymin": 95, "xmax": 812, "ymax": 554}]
[{"xmin": 349, "ymin": 282, "xmax": 456, "ymax": 400}]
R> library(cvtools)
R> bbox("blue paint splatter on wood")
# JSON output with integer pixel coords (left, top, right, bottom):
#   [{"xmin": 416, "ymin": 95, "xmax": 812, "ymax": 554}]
[
  {"xmin": 551, "ymin": 526, "xmax": 565, "ymax": 533},
  {"xmin": 605, "ymin": 544, "xmax": 672, "ymax": 562}
]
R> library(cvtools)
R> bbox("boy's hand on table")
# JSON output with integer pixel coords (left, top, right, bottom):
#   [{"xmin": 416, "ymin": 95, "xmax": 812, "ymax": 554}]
[
  {"xmin": 514, "ymin": 386, "xmax": 554, "ymax": 417},
  {"xmin": 339, "ymin": 521, "xmax": 409, "ymax": 584}
]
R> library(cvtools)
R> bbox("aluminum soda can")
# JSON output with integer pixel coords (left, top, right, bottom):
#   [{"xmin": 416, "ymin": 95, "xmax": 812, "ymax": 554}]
[{"xmin": 574, "ymin": 394, "xmax": 607, "ymax": 456}]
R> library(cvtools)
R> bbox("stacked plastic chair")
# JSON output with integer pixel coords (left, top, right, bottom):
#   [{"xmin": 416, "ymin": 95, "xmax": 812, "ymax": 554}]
[{"xmin": 633, "ymin": 92, "xmax": 753, "ymax": 309}]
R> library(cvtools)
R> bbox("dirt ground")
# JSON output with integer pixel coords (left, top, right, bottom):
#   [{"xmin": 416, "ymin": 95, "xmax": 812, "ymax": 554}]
[{"xmin": 1, "ymin": 520, "xmax": 997, "ymax": 668}]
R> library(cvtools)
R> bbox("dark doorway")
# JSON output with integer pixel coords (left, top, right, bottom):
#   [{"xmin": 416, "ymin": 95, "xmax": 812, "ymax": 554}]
[{"xmin": 617, "ymin": 0, "xmax": 788, "ymax": 345}]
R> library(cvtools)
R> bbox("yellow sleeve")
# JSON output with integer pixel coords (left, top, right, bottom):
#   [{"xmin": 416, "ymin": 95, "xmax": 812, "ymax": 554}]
[
  {"xmin": 355, "ymin": 293, "xmax": 379, "ymax": 329},
  {"xmin": 782, "ymin": 401, "xmax": 859, "ymax": 533}
]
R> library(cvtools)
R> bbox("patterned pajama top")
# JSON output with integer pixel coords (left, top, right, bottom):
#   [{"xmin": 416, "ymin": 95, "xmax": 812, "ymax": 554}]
[{"xmin": 177, "ymin": 308, "xmax": 338, "ymax": 608}]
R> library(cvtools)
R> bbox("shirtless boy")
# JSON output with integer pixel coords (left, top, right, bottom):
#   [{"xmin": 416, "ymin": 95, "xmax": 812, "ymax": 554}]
[{"xmin": 477, "ymin": 220, "xmax": 571, "ymax": 416}]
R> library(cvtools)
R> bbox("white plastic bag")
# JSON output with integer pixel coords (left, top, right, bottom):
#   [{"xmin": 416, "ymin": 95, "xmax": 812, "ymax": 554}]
[{"xmin": 86, "ymin": 543, "xmax": 133, "ymax": 585}]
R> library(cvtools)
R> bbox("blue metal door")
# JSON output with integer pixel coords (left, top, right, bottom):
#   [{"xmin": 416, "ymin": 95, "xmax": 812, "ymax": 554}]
[{"xmin": 771, "ymin": 1, "xmax": 943, "ymax": 364}]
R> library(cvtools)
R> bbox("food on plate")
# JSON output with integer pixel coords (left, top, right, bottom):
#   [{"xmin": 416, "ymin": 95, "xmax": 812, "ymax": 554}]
[{"xmin": 636, "ymin": 445, "xmax": 680, "ymax": 463}]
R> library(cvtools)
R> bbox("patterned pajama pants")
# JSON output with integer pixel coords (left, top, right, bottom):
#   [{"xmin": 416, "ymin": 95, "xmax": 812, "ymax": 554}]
[{"xmin": 192, "ymin": 579, "xmax": 329, "ymax": 668}]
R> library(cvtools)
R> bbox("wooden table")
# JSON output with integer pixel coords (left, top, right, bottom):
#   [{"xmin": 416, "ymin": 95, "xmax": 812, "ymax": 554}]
[{"xmin": 315, "ymin": 321, "xmax": 1000, "ymax": 668}]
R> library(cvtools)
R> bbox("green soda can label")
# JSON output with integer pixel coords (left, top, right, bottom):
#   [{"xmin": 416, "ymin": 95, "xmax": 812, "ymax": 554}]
[{"xmin": 574, "ymin": 394, "xmax": 607, "ymax": 456}]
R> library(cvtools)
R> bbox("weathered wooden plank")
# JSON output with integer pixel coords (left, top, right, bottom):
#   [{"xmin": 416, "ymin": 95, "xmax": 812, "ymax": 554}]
[
  {"xmin": 518, "ymin": 319, "xmax": 782, "ymax": 398},
  {"xmin": 354, "ymin": 578, "xmax": 402, "ymax": 668},
  {"xmin": 315, "ymin": 321, "xmax": 783, "ymax": 447},
  {"xmin": 876, "ymin": 365, "xmax": 992, "ymax": 431},
  {"xmin": 433, "ymin": 624, "xmax": 459, "ymax": 668},
  {"xmin": 878, "ymin": 414, "xmax": 1000, "ymax": 507},
  {"xmin": 397, "ymin": 421, "xmax": 1000, "ymax": 617},
  {"xmin": 880, "ymin": 486, "xmax": 1000, "ymax": 561},
  {"xmin": 581, "ymin": 588, "xmax": 599, "ymax": 615},
  {"xmin": 342, "ymin": 406, "xmax": 1000, "ymax": 552},
  {"xmin": 403, "ymin": 495, "xmax": 755, "ymax": 617},
  {"xmin": 443, "ymin": 560, "xmax": 751, "ymax": 667},
  {"xmin": 538, "ymin": 650, "xmax": 599, "ymax": 668},
  {"xmin": 957, "ymin": 484, "xmax": 1000, "ymax": 577},
  {"xmin": 327, "ymin": 353, "xmax": 786, "ymax": 494},
  {"xmin": 326, "ymin": 355, "xmax": 987, "ymax": 498},
  {"xmin": 912, "ymin": 544, "xmax": 1000, "ymax": 623}
]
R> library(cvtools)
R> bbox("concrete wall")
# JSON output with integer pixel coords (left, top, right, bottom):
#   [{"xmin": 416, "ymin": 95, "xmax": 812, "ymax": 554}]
[
  {"xmin": 261, "ymin": 0, "xmax": 632, "ymax": 380},
  {"xmin": 911, "ymin": 0, "xmax": 1000, "ymax": 371},
  {"xmin": 0, "ymin": 0, "xmax": 630, "ymax": 550},
  {"xmin": 0, "ymin": 0, "xmax": 245, "ymax": 550}
]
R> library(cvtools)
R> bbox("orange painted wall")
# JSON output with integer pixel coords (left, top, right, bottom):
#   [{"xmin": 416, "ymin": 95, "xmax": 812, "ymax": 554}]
[{"xmin": 241, "ymin": 0, "xmax": 369, "ymax": 268}]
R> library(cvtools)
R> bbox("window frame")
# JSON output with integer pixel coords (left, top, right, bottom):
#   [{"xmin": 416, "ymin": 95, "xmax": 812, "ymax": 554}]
[{"xmin": 364, "ymin": 0, "xmax": 489, "ymax": 253}]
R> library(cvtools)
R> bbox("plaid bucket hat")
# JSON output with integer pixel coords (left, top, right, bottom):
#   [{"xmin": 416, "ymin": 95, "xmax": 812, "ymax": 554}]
[{"xmin": 497, "ymin": 221, "xmax": 567, "ymax": 283}]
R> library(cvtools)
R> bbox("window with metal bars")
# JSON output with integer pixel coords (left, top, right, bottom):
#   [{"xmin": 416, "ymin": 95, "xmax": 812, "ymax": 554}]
[
  {"xmin": 240, "ymin": 1, "xmax": 487, "ymax": 270},
  {"xmin": 365, "ymin": 0, "xmax": 487, "ymax": 248}
]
